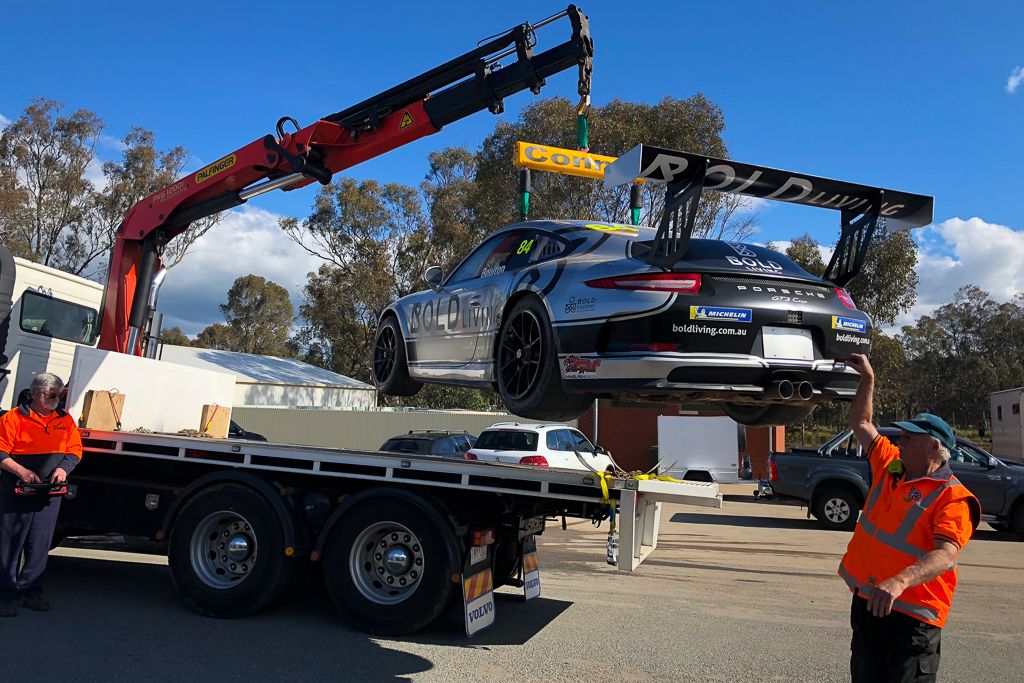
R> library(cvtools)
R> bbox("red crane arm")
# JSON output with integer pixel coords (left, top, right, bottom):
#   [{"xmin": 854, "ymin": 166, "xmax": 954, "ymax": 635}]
[{"xmin": 100, "ymin": 5, "xmax": 593, "ymax": 354}]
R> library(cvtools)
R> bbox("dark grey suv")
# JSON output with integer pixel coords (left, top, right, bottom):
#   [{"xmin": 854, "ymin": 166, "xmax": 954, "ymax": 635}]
[{"xmin": 379, "ymin": 430, "xmax": 477, "ymax": 458}]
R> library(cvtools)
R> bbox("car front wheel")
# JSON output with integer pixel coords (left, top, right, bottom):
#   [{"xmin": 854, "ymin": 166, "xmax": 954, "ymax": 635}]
[{"xmin": 496, "ymin": 296, "xmax": 591, "ymax": 421}]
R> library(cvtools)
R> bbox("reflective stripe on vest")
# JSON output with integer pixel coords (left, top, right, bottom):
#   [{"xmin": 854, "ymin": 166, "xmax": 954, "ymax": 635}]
[
  {"xmin": 859, "ymin": 479, "xmax": 957, "ymax": 559},
  {"xmin": 838, "ymin": 564, "xmax": 940, "ymax": 623}
]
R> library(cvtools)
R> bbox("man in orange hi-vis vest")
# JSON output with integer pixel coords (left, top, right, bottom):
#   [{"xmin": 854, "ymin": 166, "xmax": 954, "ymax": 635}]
[{"xmin": 841, "ymin": 354, "xmax": 980, "ymax": 682}]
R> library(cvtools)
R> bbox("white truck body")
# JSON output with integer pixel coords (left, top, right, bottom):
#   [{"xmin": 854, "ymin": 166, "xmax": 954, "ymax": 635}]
[
  {"xmin": 0, "ymin": 248, "xmax": 103, "ymax": 408},
  {"xmin": 658, "ymin": 415, "xmax": 740, "ymax": 484}
]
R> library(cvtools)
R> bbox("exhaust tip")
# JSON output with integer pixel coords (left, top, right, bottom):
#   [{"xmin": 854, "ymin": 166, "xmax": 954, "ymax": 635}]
[
  {"xmin": 798, "ymin": 381, "xmax": 814, "ymax": 401},
  {"xmin": 772, "ymin": 379, "xmax": 795, "ymax": 400}
]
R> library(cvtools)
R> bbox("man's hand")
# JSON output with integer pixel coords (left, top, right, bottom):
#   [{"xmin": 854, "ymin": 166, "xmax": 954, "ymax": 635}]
[
  {"xmin": 847, "ymin": 353, "xmax": 874, "ymax": 380},
  {"xmin": 19, "ymin": 468, "xmax": 41, "ymax": 484},
  {"xmin": 868, "ymin": 576, "xmax": 908, "ymax": 617},
  {"xmin": 50, "ymin": 467, "xmax": 67, "ymax": 484}
]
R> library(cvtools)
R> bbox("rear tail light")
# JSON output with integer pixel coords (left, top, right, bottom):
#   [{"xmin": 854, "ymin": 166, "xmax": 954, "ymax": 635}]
[
  {"xmin": 769, "ymin": 457, "xmax": 779, "ymax": 482},
  {"xmin": 518, "ymin": 455, "xmax": 549, "ymax": 466},
  {"xmin": 835, "ymin": 288, "xmax": 857, "ymax": 310},
  {"xmin": 586, "ymin": 272, "xmax": 702, "ymax": 294},
  {"xmin": 471, "ymin": 528, "xmax": 495, "ymax": 546},
  {"xmin": 464, "ymin": 451, "xmax": 479, "ymax": 460}
]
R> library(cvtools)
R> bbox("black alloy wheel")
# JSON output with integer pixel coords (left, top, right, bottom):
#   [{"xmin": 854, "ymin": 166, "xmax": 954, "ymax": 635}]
[
  {"xmin": 498, "ymin": 307, "xmax": 543, "ymax": 400},
  {"xmin": 372, "ymin": 316, "xmax": 421, "ymax": 396}
]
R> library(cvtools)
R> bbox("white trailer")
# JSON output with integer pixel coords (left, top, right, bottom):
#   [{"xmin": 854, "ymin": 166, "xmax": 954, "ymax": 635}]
[
  {"xmin": 657, "ymin": 415, "xmax": 741, "ymax": 483},
  {"xmin": 991, "ymin": 387, "xmax": 1024, "ymax": 462}
]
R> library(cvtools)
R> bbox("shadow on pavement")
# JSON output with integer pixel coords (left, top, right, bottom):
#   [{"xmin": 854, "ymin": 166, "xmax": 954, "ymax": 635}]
[
  {"xmin": 669, "ymin": 512, "xmax": 823, "ymax": 531},
  {"xmin": 10, "ymin": 552, "xmax": 564, "ymax": 682}
]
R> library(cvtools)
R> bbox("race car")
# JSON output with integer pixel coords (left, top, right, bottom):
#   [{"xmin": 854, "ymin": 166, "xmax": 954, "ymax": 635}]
[{"xmin": 372, "ymin": 145, "xmax": 933, "ymax": 425}]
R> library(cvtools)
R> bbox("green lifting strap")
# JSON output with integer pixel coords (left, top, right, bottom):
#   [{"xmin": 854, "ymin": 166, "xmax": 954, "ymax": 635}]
[
  {"xmin": 518, "ymin": 168, "xmax": 532, "ymax": 221},
  {"xmin": 576, "ymin": 113, "xmax": 589, "ymax": 152}
]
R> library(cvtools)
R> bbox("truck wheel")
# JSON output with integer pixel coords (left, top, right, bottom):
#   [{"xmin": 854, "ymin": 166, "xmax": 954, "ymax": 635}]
[
  {"xmin": 812, "ymin": 487, "xmax": 860, "ymax": 531},
  {"xmin": 169, "ymin": 483, "xmax": 294, "ymax": 618},
  {"xmin": 497, "ymin": 296, "xmax": 591, "ymax": 421},
  {"xmin": 322, "ymin": 498, "xmax": 458, "ymax": 636},
  {"xmin": 372, "ymin": 316, "xmax": 422, "ymax": 397},
  {"xmin": 723, "ymin": 403, "xmax": 815, "ymax": 427},
  {"xmin": 1012, "ymin": 504, "xmax": 1024, "ymax": 540}
]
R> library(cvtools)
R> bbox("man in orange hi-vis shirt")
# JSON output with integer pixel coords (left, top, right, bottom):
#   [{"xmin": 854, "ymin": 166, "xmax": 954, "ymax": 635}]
[
  {"xmin": 840, "ymin": 354, "xmax": 980, "ymax": 682},
  {"xmin": 0, "ymin": 373, "xmax": 82, "ymax": 617}
]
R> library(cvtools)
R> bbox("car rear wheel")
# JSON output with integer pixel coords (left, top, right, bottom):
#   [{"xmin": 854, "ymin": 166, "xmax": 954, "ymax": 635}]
[
  {"xmin": 373, "ymin": 316, "xmax": 422, "ymax": 397},
  {"xmin": 723, "ymin": 403, "xmax": 815, "ymax": 427},
  {"xmin": 496, "ymin": 296, "xmax": 591, "ymax": 421}
]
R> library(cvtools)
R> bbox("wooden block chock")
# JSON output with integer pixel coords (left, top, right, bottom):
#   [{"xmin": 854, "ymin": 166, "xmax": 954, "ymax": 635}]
[
  {"xmin": 200, "ymin": 404, "xmax": 231, "ymax": 439},
  {"xmin": 80, "ymin": 390, "xmax": 125, "ymax": 431}
]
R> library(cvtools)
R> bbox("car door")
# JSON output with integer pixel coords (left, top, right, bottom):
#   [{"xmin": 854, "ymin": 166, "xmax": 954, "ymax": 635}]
[{"xmin": 949, "ymin": 442, "xmax": 1006, "ymax": 514}]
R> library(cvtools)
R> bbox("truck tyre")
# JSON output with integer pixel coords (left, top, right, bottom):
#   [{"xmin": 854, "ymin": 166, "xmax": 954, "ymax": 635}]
[
  {"xmin": 372, "ymin": 316, "xmax": 422, "ymax": 397},
  {"xmin": 497, "ymin": 296, "xmax": 591, "ymax": 421},
  {"xmin": 1012, "ymin": 504, "xmax": 1024, "ymax": 540},
  {"xmin": 812, "ymin": 487, "xmax": 860, "ymax": 531},
  {"xmin": 322, "ymin": 497, "xmax": 459, "ymax": 636},
  {"xmin": 169, "ymin": 483, "xmax": 294, "ymax": 618},
  {"xmin": 723, "ymin": 403, "xmax": 815, "ymax": 427}
]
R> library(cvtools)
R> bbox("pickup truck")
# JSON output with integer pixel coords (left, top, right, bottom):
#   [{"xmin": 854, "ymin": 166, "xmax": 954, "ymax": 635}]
[{"xmin": 766, "ymin": 427, "xmax": 1024, "ymax": 535}]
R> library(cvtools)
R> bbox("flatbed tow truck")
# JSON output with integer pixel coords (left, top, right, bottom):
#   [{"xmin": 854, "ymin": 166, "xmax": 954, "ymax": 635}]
[{"xmin": 40, "ymin": 6, "xmax": 722, "ymax": 636}]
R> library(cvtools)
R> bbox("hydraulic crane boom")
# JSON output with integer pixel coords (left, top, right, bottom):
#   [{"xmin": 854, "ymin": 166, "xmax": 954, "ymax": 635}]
[{"xmin": 99, "ymin": 5, "xmax": 593, "ymax": 354}]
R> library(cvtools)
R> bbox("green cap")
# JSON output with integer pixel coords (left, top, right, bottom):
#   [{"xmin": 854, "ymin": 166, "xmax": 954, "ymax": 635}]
[{"xmin": 891, "ymin": 413, "xmax": 956, "ymax": 449}]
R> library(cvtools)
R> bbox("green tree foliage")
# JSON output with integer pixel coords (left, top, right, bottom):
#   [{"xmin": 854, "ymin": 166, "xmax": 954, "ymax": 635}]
[
  {"xmin": 219, "ymin": 274, "xmax": 294, "ymax": 355},
  {"xmin": 784, "ymin": 233, "xmax": 826, "ymax": 276},
  {"xmin": 899, "ymin": 286, "xmax": 1024, "ymax": 425},
  {"xmin": 0, "ymin": 99, "xmax": 220, "ymax": 278},
  {"xmin": 194, "ymin": 323, "xmax": 237, "ymax": 351},
  {"xmin": 159, "ymin": 326, "xmax": 192, "ymax": 346}
]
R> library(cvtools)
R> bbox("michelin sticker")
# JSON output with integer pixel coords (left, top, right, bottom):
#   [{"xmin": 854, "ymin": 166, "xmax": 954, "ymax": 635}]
[
  {"xmin": 690, "ymin": 306, "xmax": 752, "ymax": 323},
  {"xmin": 831, "ymin": 316, "xmax": 867, "ymax": 333}
]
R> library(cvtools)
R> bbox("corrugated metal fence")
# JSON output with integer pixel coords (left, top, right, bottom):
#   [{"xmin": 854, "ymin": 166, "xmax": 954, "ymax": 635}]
[{"xmin": 231, "ymin": 407, "xmax": 574, "ymax": 451}]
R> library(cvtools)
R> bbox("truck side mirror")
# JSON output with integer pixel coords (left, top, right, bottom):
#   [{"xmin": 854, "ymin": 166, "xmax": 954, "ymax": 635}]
[
  {"xmin": 988, "ymin": 456, "xmax": 1001, "ymax": 469},
  {"xmin": 422, "ymin": 266, "xmax": 444, "ymax": 290}
]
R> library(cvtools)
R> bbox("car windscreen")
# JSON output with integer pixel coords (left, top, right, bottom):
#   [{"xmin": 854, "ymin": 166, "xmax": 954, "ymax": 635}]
[{"xmin": 475, "ymin": 430, "xmax": 538, "ymax": 452}]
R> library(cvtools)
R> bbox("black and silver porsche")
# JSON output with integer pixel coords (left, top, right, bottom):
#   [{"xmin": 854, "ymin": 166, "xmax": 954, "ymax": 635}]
[{"xmin": 372, "ymin": 144, "xmax": 933, "ymax": 425}]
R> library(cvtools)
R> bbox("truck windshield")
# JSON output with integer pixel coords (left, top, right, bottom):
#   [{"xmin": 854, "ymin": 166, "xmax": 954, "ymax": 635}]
[{"xmin": 20, "ymin": 290, "xmax": 99, "ymax": 345}]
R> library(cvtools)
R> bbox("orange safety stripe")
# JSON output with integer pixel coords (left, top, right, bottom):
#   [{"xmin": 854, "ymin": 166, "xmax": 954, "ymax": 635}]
[
  {"xmin": 463, "ymin": 569, "xmax": 493, "ymax": 602},
  {"xmin": 523, "ymin": 552, "xmax": 540, "ymax": 573}
]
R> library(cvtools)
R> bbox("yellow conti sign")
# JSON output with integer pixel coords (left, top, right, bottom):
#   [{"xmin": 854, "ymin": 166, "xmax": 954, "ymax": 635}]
[{"xmin": 515, "ymin": 141, "xmax": 644, "ymax": 182}]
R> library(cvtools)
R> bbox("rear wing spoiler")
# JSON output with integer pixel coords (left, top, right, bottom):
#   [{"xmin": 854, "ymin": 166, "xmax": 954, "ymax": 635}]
[{"xmin": 603, "ymin": 144, "xmax": 934, "ymax": 286}]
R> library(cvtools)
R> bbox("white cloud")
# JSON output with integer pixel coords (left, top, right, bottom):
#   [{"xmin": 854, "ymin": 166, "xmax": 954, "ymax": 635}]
[
  {"xmin": 1007, "ymin": 66, "xmax": 1024, "ymax": 94},
  {"xmin": 0, "ymin": 114, "xmax": 10, "ymax": 130},
  {"xmin": 890, "ymin": 216, "xmax": 1024, "ymax": 330},
  {"xmin": 84, "ymin": 157, "xmax": 107, "ymax": 191},
  {"xmin": 158, "ymin": 206, "xmax": 323, "ymax": 336}
]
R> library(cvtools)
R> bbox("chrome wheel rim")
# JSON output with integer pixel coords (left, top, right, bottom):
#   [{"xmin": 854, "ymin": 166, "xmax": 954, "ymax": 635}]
[
  {"xmin": 499, "ymin": 309, "xmax": 542, "ymax": 400},
  {"xmin": 824, "ymin": 498, "xmax": 851, "ymax": 524},
  {"xmin": 190, "ymin": 511, "xmax": 258, "ymax": 589},
  {"xmin": 349, "ymin": 522, "xmax": 424, "ymax": 605}
]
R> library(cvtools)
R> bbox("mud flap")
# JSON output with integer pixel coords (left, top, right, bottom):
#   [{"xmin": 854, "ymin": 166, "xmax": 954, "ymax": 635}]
[
  {"xmin": 462, "ymin": 544, "xmax": 495, "ymax": 636},
  {"xmin": 522, "ymin": 535, "xmax": 541, "ymax": 601}
]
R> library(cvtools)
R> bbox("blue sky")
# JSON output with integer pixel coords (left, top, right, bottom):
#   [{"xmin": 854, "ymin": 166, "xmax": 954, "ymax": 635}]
[{"xmin": 2, "ymin": 1, "xmax": 1022, "ymax": 333}]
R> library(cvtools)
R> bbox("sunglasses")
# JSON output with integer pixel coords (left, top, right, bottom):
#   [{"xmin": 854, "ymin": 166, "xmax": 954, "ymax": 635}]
[{"xmin": 36, "ymin": 392, "xmax": 61, "ymax": 400}]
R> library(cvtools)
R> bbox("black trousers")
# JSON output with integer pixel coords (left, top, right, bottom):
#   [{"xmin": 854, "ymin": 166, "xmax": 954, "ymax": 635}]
[
  {"xmin": 851, "ymin": 593, "xmax": 942, "ymax": 683},
  {"xmin": 0, "ymin": 492, "xmax": 61, "ymax": 601}
]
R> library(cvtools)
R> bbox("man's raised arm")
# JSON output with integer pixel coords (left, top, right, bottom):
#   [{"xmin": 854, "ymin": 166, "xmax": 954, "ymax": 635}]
[{"xmin": 846, "ymin": 353, "xmax": 879, "ymax": 451}]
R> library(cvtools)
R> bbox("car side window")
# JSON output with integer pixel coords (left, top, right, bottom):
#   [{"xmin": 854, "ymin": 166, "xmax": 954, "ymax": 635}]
[
  {"xmin": 515, "ymin": 230, "xmax": 566, "ymax": 268},
  {"xmin": 447, "ymin": 231, "xmax": 530, "ymax": 284},
  {"xmin": 569, "ymin": 429, "xmax": 594, "ymax": 452},
  {"xmin": 951, "ymin": 443, "xmax": 988, "ymax": 467},
  {"xmin": 431, "ymin": 438, "xmax": 457, "ymax": 455},
  {"xmin": 558, "ymin": 430, "xmax": 577, "ymax": 451},
  {"xmin": 453, "ymin": 435, "xmax": 470, "ymax": 451},
  {"xmin": 546, "ymin": 431, "xmax": 559, "ymax": 450}
]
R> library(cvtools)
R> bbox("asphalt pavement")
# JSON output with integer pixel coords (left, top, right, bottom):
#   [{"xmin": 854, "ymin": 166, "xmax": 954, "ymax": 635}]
[{"xmin": 5, "ymin": 485, "xmax": 1021, "ymax": 682}]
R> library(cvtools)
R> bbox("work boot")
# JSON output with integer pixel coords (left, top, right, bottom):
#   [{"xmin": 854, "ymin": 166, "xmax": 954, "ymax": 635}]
[
  {"xmin": 0, "ymin": 600, "xmax": 17, "ymax": 617},
  {"xmin": 21, "ymin": 593, "xmax": 50, "ymax": 611}
]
